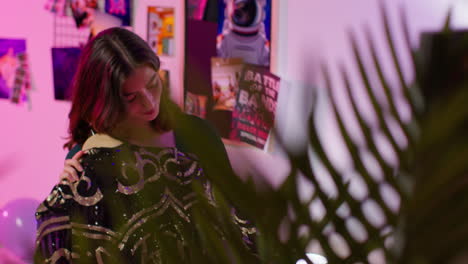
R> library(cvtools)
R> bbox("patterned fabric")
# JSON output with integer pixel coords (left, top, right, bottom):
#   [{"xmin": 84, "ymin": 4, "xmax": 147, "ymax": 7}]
[{"xmin": 34, "ymin": 143, "xmax": 255, "ymax": 263}]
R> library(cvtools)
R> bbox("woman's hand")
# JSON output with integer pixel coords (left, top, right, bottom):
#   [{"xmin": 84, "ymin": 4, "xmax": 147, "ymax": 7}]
[{"xmin": 59, "ymin": 150, "xmax": 85, "ymax": 183}]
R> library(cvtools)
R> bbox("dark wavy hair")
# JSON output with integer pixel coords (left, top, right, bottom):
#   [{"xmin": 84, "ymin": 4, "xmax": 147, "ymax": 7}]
[{"xmin": 64, "ymin": 27, "xmax": 181, "ymax": 149}]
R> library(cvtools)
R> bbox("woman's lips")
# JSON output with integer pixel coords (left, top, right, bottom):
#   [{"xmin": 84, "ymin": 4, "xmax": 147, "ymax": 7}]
[{"xmin": 144, "ymin": 109, "xmax": 155, "ymax": 115}]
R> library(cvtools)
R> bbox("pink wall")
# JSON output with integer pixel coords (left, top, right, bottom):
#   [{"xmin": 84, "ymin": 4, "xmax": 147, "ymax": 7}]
[{"xmin": 0, "ymin": 0, "xmax": 68, "ymax": 208}]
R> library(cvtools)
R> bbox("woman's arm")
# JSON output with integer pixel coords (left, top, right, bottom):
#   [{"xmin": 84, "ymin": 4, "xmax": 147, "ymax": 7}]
[
  {"xmin": 34, "ymin": 184, "xmax": 75, "ymax": 263},
  {"xmin": 175, "ymin": 114, "xmax": 259, "ymax": 254},
  {"xmin": 61, "ymin": 135, "xmax": 123, "ymax": 182},
  {"xmin": 35, "ymin": 151, "xmax": 118, "ymax": 263}
]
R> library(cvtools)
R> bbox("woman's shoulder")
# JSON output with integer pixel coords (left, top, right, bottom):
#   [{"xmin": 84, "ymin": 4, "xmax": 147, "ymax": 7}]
[
  {"xmin": 82, "ymin": 133, "xmax": 123, "ymax": 151},
  {"xmin": 177, "ymin": 114, "xmax": 219, "ymax": 137},
  {"xmin": 177, "ymin": 113, "xmax": 205, "ymax": 125},
  {"xmin": 174, "ymin": 114, "xmax": 229, "ymax": 161},
  {"xmin": 65, "ymin": 133, "xmax": 130, "ymax": 159}
]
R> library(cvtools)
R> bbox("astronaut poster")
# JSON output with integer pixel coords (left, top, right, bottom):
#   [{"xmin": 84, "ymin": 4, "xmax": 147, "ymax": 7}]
[
  {"xmin": 147, "ymin": 6, "xmax": 175, "ymax": 56},
  {"xmin": 0, "ymin": 39, "xmax": 29, "ymax": 103},
  {"xmin": 230, "ymin": 64, "xmax": 280, "ymax": 149},
  {"xmin": 217, "ymin": 0, "xmax": 271, "ymax": 67}
]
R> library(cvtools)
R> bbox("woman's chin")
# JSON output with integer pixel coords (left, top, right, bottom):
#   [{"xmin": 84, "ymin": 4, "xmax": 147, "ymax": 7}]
[
  {"xmin": 146, "ymin": 112, "xmax": 159, "ymax": 121},
  {"xmin": 140, "ymin": 109, "xmax": 158, "ymax": 121}
]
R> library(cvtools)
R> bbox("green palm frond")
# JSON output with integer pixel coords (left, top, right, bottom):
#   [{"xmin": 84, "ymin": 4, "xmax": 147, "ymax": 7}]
[{"xmin": 168, "ymin": 3, "xmax": 468, "ymax": 264}]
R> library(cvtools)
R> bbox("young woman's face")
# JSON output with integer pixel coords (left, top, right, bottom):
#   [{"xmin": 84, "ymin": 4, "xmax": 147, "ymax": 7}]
[{"xmin": 121, "ymin": 66, "xmax": 162, "ymax": 123}]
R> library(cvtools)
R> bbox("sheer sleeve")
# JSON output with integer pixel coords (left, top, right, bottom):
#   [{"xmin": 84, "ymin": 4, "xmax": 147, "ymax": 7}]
[
  {"xmin": 176, "ymin": 115, "xmax": 258, "ymax": 254},
  {"xmin": 34, "ymin": 183, "xmax": 75, "ymax": 263},
  {"xmin": 34, "ymin": 163, "xmax": 115, "ymax": 263}
]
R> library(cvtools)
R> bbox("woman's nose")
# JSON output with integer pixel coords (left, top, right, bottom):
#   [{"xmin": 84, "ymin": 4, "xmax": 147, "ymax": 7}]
[{"xmin": 141, "ymin": 89, "xmax": 154, "ymax": 109}]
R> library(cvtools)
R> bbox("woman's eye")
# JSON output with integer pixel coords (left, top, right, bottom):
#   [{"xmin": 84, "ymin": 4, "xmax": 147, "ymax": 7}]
[{"xmin": 127, "ymin": 95, "xmax": 136, "ymax": 102}]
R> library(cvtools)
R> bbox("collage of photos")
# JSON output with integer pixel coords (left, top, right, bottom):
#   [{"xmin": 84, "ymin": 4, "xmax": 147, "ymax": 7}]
[
  {"xmin": 51, "ymin": 0, "xmax": 132, "ymax": 101},
  {"xmin": 52, "ymin": 1, "xmax": 179, "ymax": 103},
  {"xmin": 27, "ymin": 0, "xmax": 280, "ymax": 149},
  {"xmin": 184, "ymin": 0, "xmax": 279, "ymax": 149},
  {"xmin": 0, "ymin": 39, "xmax": 29, "ymax": 104}
]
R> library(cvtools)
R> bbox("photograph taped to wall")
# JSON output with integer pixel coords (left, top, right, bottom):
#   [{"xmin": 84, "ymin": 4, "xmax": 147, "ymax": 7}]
[
  {"xmin": 70, "ymin": 0, "xmax": 98, "ymax": 28},
  {"xmin": 105, "ymin": 0, "xmax": 131, "ymax": 26},
  {"xmin": 52, "ymin": 48, "xmax": 82, "ymax": 101},
  {"xmin": 44, "ymin": 0, "xmax": 68, "ymax": 16},
  {"xmin": 185, "ymin": 91, "xmax": 208, "ymax": 118},
  {"xmin": 147, "ymin": 6, "xmax": 175, "ymax": 56},
  {"xmin": 217, "ymin": 0, "xmax": 271, "ymax": 67},
  {"xmin": 211, "ymin": 57, "xmax": 243, "ymax": 111},
  {"xmin": 0, "ymin": 39, "xmax": 28, "ymax": 102}
]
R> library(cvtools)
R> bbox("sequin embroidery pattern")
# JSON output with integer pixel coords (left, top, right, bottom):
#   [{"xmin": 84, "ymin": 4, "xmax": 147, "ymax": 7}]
[{"xmin": 34, "ymin": 145, "xmax": 220, "ymax": 263}]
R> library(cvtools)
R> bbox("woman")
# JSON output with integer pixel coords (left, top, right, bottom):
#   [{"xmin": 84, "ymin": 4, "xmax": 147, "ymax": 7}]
[{"xmin": 34, "ymin": 27, "xmax": 256, "ymax": 263}]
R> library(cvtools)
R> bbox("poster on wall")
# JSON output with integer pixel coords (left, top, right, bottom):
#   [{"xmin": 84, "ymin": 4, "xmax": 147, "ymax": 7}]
[
  {"xmin": 143, "ymin": 0, "xmax": 184, "ymax": 107},
  {"xmin": 147, "ymin": 6, "xmax": 175, "ymax": 56},
  {"xmin": 204, "ymin": 59, "xmax": 280, "ymax": 149},
  {"xmin": 187, "ymin": 0, "xmax": 208, "ymax": 20},
  {"xmin": 211, "ymin": 57, "xmax": 243, "ymax": 111},
  {"xmin": 230, "ymin": 64, "xmax": 280, "ymax": 149},
  {"xmin": 44, "ymin": 0, "xmax": 68, "ymax": 16},
  {"xmin": 0, "ymin": 39, "xmax": 30, "ymax": 103},
  {"xmin": 70, "ymin": 0, "xmax": 99, "ymax": 28},
  {"xmin": 70, "ymin": 0, "xmax": 126, "ymax": 38},
  {"xmin": 52, "ymin": 48, "xmax": 82, "ymax": 101},
  {"xmin": 207, "ymin": 57, "xmax": 243, "ymax": 137},
  {"xmin": 105, "ymin": 0, "xmax": 132, "ymax": 26},
  {"xmin": 216, "ymin": 0, "xmax": 271, "ymax": 67}
]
